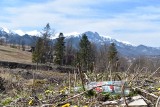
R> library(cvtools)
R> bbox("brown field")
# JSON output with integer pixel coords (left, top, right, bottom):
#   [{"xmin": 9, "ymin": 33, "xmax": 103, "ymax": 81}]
[{"xmin": 0, "ymin": 45, "xmax": 32, "ymax": 63}]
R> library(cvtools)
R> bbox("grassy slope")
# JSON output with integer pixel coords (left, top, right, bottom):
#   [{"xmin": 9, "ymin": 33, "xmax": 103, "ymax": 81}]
[{"xmin": 0, "ymin": 45, "xmax": 32, "ymax": 63}]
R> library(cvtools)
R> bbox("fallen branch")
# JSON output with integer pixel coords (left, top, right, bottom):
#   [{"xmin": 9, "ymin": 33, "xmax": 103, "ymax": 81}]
[
  {"xmin": 141, "ymin": 66, "xmax": 160, "ymax": 86},
  {"xmin": 156, "ymin": 97, "xmax": 160, "ymax": 107},
  {"xmin": 134, "ymin": 87, "xmax": 159, "ymax": 105}
]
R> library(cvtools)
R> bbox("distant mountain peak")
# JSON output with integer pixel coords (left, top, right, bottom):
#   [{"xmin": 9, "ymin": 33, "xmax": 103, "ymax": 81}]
[
  {"xmin": 0, "ymin": 27, "xmax": 40, "ymax": 36},
  {"xmin": 0, "ymin": 27, "xmax": 11, "ymax": 33}
]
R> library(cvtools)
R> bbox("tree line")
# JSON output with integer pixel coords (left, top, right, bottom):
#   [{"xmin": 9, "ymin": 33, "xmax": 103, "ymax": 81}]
[{"xmin": 32, "ymin": 23, "xmax": 122, "ymax": 72}]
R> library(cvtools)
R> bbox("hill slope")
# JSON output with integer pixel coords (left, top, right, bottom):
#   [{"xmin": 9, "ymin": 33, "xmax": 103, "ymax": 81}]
[{"xmin": 0, "ymin": 45, "xmax": 32, "ymax": 63}]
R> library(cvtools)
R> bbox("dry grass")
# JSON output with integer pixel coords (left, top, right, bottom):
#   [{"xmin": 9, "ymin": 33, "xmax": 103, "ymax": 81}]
[
  {"xmin": 0, "ymin": 45, "xmax": 32, "ymax": 63},
  {"xmin": 0, "ymin": 71, "xmax": 13, "ymax": 81},
  {"xmin": 0, "ymin": 66, "xmax": 160, "ymax": 106}
]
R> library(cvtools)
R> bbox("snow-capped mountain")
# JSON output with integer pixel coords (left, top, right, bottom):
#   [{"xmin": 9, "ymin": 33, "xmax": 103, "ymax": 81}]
[
  {"xmin": 0, "ymin": 27, "xmax": 160, "ymax": 57},
  {"xmin": 0, "ymin": 27, "xmax": 39, "ymax": 46},
  {"xmin": 64, "ymin": 31, "xmax": 132, "ymax": 47},
  {"xmin": 0, "ymin": 27, "xmax": 40, "ymax": 36},
  {"xmin": 0, "ymin": 27, "xmax": 12, "ymax": 33},
  {"xmin": 64, "ymin": 31, "xmax": 160, "ymax": 56}
]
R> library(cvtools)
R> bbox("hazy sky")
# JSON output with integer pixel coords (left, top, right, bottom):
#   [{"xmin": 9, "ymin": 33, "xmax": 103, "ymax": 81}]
[{"xmin": 0, "ymin": 0, "xmax": 160, "ymax": 47}]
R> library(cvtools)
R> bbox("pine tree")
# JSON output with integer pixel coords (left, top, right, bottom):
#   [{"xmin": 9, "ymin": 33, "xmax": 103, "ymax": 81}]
[
  {"xmin": 32, "ymin": 23, "xmax": 53, "ymax": 64},
  {"xmin": 32, "ymin": 38, "xmax": 43, "ymax": 63},
  {"xmin": 65, "ymin": 38, "xmax": 76, "ymax": 65},
  {"xmin": 78, "ymin": 34, "xmax": 94, "ymax": 71},
  {"xmin": 108, "ymin": 43, "xmax": 118, "ymax": 62},
  {"xmin": 108, "ymin": 43, "xmax": 119, "ymax": 72},
  {"xmin": 54, "ymin": 33, "xmax": 65, "ymax": 65},
  {"xmin": 41, "ymin": 23, "xmax": 53, "ymax": 63}
]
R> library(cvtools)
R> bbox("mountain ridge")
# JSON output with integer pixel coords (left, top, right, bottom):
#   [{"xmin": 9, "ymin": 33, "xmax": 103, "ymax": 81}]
[
  {"xmin": 64, "ymin": 31, "xmax": 160, "ymax": 56},
  {"xmin": 0, "ymin": 27, "xmax": 160, "ymax": 57}
]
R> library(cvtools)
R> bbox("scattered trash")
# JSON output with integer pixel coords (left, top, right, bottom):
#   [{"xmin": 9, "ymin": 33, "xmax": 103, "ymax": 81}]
[{"xmin": 86, "ymin": 81, "xmax": 130, "ymax": 95}]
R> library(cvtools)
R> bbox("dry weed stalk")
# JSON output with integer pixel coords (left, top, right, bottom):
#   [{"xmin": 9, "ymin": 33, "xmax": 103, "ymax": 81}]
[
  {"xmin": 121, "ymin": 82, "xmax": 129, "ymax": 107},
  {"xmin": 77, "ymin": 64, "xmax": 85, "ymax": 91},
  {"xmin": 68, "ymin": 71, "xmax": 71, "ymax": 93}
]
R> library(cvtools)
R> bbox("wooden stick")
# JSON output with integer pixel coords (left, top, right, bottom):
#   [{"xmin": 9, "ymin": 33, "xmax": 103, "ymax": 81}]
[{"xmin": 156, "ymin": 97, "xmax": 160, "ymax": 107}]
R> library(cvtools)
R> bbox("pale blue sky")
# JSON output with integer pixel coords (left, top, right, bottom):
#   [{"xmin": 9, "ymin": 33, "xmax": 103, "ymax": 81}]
[{"xmin": 0, "ymin": 0, "xmax": 160, "ymax": 47}]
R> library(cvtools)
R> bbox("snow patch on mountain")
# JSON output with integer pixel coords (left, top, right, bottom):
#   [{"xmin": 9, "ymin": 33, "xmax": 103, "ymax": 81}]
[
  {"xmin": 101, "ymin": 35, "xmax": 112, "ymax": 39},
  {"xmin": 116, "ymin": 39, "xmax": 134, "ymax": 46},
  {"xmin": 65, "ymin": 32, "xmax": 80, "ymax": 36},
  {"xmin": 13, "ymin": 30, "xmax": 40, "ymax": 36},
  {"xmin": 13, "ymin": 30, "xmax": 25, "ymax": 36},
  {"xmin": 26, "ymin": 30, "xmax": 40, "ymax": 36},
  {"xmin": 99, "ymin": 35, "xmax": 133, "ymax": 46},
  {"xmin": 51, "ymin": 33, "xmax": 59, "ymax": 39},
  {"xmin": 0, "ymin": 27, "xmax": 11, "ymax": 33},
  {"xmin": 52, "ymin": 32, "xmax": 80, "ymax": 39}
]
